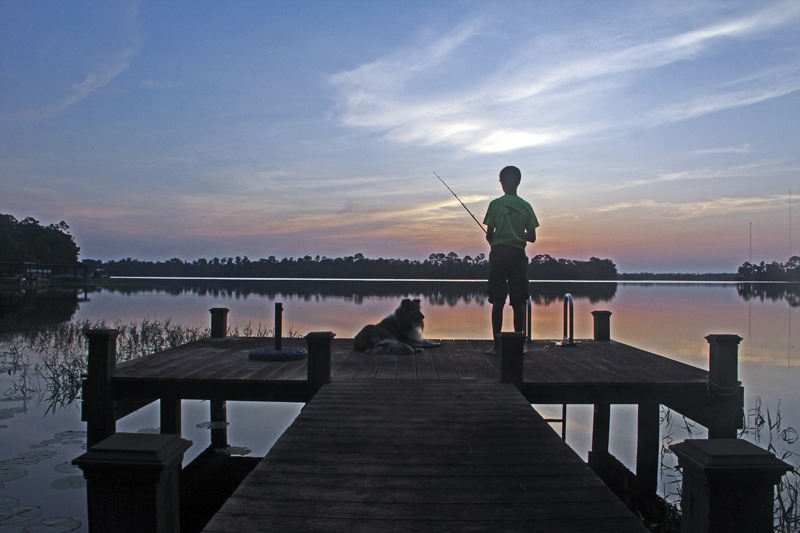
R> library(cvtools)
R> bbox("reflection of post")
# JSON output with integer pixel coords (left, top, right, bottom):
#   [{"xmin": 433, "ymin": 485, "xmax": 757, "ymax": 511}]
[
  {"xmin": 84, "ymin": 329, "xmax": 119, "ymax": 448},
  {"xmin": 706, "ymin": 334, "xmax": 743, "ymax": 439}
]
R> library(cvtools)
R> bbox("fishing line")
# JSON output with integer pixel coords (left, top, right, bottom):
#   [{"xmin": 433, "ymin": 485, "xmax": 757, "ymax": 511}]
[{"xmin": 433, "ymin": 172, "xmax": 487, "ymax": 234}]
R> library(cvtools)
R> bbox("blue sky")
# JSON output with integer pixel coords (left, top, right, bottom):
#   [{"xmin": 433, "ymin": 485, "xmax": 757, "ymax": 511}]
[{"xmin": 2, "ymin": 0, "xmax": 799, "ymax": 272}]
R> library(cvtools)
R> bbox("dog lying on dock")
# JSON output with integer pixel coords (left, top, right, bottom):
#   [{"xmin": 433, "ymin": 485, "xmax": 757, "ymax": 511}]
[{"xmin": 353, "ymin": 298, "xmax": 442, "ymax": 355}]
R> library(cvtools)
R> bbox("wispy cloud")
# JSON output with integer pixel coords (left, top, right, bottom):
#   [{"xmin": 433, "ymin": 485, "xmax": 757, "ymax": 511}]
[
  {"xmin": 328, "ymin": 2, "xmax": 800, "ymax": 154},
  {"xmin": 690, "ymin": 144, "xmax": 753, "ymax": 155},
  {"xmin": 593, "ymin": 194, "xmax": 789, "ymax": 219},
  {"xmin": 610, "ymin": 160, "xmax": 799, "ymax": 189}
]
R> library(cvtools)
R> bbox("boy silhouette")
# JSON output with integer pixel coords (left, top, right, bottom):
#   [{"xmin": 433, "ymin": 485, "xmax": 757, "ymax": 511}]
[{"xmin": 483, "ymin": 166, "xmax": 539, "ymax": 355}]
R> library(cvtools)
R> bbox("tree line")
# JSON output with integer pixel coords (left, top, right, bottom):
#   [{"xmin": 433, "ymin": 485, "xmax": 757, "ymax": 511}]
[
  {"xmin": 735, "ymin": 257, "xmax": 800, "ymax": 281},
  {"xmin": 0, "ymin": 214, "xmax": 80, "ymax": 264},
  {"xmin": 83, "ymin": 253, "xmax": 618, "ymax": 280}
]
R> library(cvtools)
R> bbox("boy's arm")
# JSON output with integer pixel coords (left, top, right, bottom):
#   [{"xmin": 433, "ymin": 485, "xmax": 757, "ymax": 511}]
[
  {"xmin": 486, "ymin": 226, "xmax": 494, "ymax": 244},
  {"xmin": 526, "ymin": 228, "xmax": 536, "ymax": 243}
]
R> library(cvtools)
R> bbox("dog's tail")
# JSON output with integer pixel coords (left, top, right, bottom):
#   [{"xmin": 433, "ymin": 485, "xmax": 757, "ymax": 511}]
[{"xmin": 366, "ymin": 339, "xmax": 416, "ymax": 355}]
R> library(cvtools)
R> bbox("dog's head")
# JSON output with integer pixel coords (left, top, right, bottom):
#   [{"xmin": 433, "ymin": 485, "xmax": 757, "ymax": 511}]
[{"xmin": 399, "ymin": 298, "xmax": 425, "ymax": 323}]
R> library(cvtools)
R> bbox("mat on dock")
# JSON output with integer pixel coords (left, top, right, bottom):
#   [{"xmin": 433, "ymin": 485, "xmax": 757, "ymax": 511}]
[{"xmin": 202, "ymin": 380, "xmax": 647, "ymax": 532}]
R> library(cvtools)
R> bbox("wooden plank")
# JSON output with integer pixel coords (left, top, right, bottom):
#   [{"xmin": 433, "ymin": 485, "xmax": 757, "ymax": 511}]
[{"xmin": 203, "ymin": 381, "xmax": 647, "ymax": 533}]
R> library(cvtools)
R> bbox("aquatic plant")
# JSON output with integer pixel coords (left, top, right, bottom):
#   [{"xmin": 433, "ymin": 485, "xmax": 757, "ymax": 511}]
[
  {"xmin": 0, "ymin": 318, "xmax": 303, "ymax": 415},
  {"xmin": 657, "ymin": 400, "xmax": 800, "ymax": 532}
]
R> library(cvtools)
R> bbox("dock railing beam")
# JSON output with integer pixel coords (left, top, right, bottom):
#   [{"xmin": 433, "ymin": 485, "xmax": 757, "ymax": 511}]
[
  {"xmin": 499, "ymin": 332, "xmax": 526, "ymax": 387},
  {"xmin": 705, "ymin": 334, "xmax": 743, "ymax": 439},
  {"xmin": 306, "ymin": 332, "xmax": 334, "ymax": 398},
  {"xmin": 83, "ymin": 328, "xmax": 119, "ymax": 448}
]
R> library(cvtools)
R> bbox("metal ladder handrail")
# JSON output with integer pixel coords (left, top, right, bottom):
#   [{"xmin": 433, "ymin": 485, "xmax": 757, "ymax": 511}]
[{"xmin": 562, "ymin": 293, "xmax": 576, "ymax": 346}]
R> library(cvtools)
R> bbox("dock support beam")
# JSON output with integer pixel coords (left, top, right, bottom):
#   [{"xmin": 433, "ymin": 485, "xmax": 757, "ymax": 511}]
[
  {"xmin": 210, "ymin": 307, "xmax": 229, "ymax": 339},
  {"xmin": 499, "ymin": 332, "xmax": 526, "ymax": 387},
  {"xmin": 73, "ymin": 433, "xmax": 192, "ymax": 533},
  {"xmin": 706, "ymin": 334, "xmax": 743, "ymax": 439},
  {"xmin": 83, "ymin": 329, "xmax": 119, "ymax": 448},
  {"xmin": 592, "ymin": 310, "xmax": 612, "ymax": 341},
  {"xmin": 306, "ymin": 332, "xmax": 334, "ymax": 397},
  {"xmin": 671, "ymin": 439, "xmax": 791, "ymax": 533}
]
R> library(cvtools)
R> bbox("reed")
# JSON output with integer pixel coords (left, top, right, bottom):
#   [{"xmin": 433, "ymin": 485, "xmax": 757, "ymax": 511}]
[{"xmin": 0, "ymin": 318, "xmax": 303, "ymax": 414}]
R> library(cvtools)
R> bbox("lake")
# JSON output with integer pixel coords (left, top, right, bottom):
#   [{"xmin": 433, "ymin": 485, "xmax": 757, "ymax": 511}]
[{"xmin": 1, "ymin": 279, "xmax": 799, "ymax": 532}]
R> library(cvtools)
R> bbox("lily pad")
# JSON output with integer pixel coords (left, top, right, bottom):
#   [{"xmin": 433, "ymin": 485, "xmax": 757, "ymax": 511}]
[
  {"xmin": 0, "ymin": 397, "xmax": 30, "ymax": 404},
  {"xmin": 50, "ymin": 476, "xmax": 85, "ymax": 490},
  {"xmin": 17, "ymin": 450, "xmax": 57, "ymax": 464},
  {"xmin": 0, "ymin": 505, "xmax": 43, "ymax": 524},
  {"xmin": 0, "ymin": 426, "xmax": 7, "ymax": 430},
  {"xmin": 0, "ymin": 499, "xmax": 18, "ymax": 510},
  {"xmin": 53, "ymin": 463, "xmax": 80, "ymax": 475},
  {"xmin": 215, "ymin": 446, "xmax": 252, "ymax": 456},
  {"xmin": 0, "ymin": 408, "xmax": 26, "ymax": 421},
  {"xmin": 0, "ymin": 469, "xmax": 27, "ymax": 483},
  {"xmin": 30, "ymin": 439, "xmax": 60, "ymax": 449},
  {"xmin": 26, "ymin": 517, "xmax": 82, "ymax": 532},
  {"xmin": 57, "ymin": 440, "xmax": 82, "ymax": 447},
  {"xmin": 196, "ymin": 421, "xmax": 229, "ymax": 429},
  {"xmin": 0, "ymin": 524, "xmax": 26, "ymax": 533},
  {"xmin": 54, "ymin": 431, "xmax": 86, "ymax": 440}
]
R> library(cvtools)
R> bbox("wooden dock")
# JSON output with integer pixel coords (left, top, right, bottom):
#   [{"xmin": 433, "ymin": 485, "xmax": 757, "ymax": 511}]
[
  {"xmin": 78, "ymin": 320, "xmax": 745, "ymax": 532},
  {"xmin": 202, "ymin": 380, "xmax": 647, "ymax": 532}
]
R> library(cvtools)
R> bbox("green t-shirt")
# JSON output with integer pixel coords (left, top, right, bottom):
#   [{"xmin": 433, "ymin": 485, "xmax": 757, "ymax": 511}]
[{"xmin": 483, "ymin": 194, "xmax": 539, "ymax": 250}]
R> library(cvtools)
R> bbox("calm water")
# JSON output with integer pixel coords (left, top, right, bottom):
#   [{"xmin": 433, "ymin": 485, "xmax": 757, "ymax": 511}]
[{"xmin": 1, "ymin": 279, "xmax": 799, "ymax": 531}]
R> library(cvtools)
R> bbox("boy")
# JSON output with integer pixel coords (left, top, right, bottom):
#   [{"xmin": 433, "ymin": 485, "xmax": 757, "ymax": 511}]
[{"xmin": 483, "ymin": 166, "xmax": 539, "ymax": 355}]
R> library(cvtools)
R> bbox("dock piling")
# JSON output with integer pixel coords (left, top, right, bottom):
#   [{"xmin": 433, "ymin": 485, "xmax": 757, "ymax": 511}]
[
  {"xmin": 73, "ymin": 433, "xmax": 191, "ymax": 533},
  {"xmin": 500, "ymin": 332, "xmax": 526, "ymax": 386},
  {"xmin": 671, "ymin": 439, "xmax": 792, "ymax": 533},
  {"xmin": 705, "ymin": 334, "xmax": 743, "ymax": 438},
  {"xmin": 592, "ymin": 310, "xmax": 612, "ymax": 341},
  {"xmin": 210, "ymin": 307, "xmax": 229, "ymax": 338},
  {"xmin": 306, "ymin": 332, "xmax": 335, "ymax": 397},
  {"xmin": 83, "ymin": 328, "xmax": 119, "ymax": 448}
]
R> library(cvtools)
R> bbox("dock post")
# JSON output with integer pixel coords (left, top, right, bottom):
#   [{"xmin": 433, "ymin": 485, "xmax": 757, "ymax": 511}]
[
  {"xmin": 210, "ymin": 399, "xmax": 227, "ymax": 449},
  {"xmin": 306, "ymin": 332, "xmax": 334, "ymax": 398},
  {"xmin": 705, "ymin": 334, "xmax": 743, "ymax": 439},
  {"xmin": 499, "ymin": 332, "xmax": 526, "ymax": 387},
  {"xmin": 209, "ymin": 307, "xmax": 229, "ymax": 338},
  {"xmin": 83, "ymin": 328, "xmax": 119, "ymax": 448},
  {"xmin": 591, "ymin": 403, "xmax": 611, "ymax": 457},
  {"xmin": 73, "ymin": 433, "xmax": 192, "ymax": 533},
  {"xmin": 592, "ymin": 310, "xmax": 612, "ymax": 341},
  {"xmin": 635, "ymin": 400, "xmax": 660, "ymax": 508},
  {"xmin": 160, "ymin": 398, "xmax": 181, "ymax": 436},
  {"xmin": 671, "ymin": 439, "xmax": 791, "ymax": 533}
]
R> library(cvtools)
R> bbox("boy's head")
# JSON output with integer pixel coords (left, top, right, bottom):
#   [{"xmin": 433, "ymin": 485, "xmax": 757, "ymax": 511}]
[{"xmin": 499, "ymin": 166, "xmax": 521, "ymax": 193}]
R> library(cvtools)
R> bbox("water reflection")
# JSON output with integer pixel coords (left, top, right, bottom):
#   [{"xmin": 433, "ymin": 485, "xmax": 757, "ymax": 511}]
[
  {"xmin": 90, "ymin": 278, "xmax": 618, "ymax": 305},
  {"xmin": 737, "ymin": 282, "xmax": 800, "ymax": 307}
]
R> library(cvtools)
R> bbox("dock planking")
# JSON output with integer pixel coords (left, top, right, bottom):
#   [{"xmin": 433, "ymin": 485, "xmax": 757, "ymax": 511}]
[
  {"xmin": 201, "ymin": 380, "xmax": 648, "ymax": 533},
  {"xmin": 112, "ymin": 337, "xmax": 709, "ymax": 409}
]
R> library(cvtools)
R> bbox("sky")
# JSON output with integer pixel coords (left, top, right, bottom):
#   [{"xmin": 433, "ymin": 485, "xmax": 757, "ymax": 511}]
[{"xmin": 1, "ymin": 0, "xmax": 799, "ymax": 273}]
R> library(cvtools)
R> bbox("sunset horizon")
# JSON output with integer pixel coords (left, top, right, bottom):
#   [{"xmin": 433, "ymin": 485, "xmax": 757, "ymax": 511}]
[{"xmin": 3, "ymin": 1, "xmax": 799, "ymax": 273}]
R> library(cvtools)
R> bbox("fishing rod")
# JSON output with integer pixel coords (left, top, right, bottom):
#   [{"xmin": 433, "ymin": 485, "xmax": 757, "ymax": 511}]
[{"xmin": 433, "ymin": 172, "xmax": 487, "ymax": 234}]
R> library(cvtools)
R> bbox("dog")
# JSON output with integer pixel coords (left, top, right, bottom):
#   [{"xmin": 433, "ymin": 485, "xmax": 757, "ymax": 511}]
[{"xmin": 353, "ymin": 298, "xmax": 442, "ymax": 355}]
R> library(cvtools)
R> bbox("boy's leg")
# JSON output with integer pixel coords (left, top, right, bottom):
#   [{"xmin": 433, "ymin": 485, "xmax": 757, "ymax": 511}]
[
  {"xmin": 487, "ymin": 302, "xmax": 504, "ymax": 355},
  {"xmin": 512, "ymin": 303, "xmax": 526, "ymax": 333}
]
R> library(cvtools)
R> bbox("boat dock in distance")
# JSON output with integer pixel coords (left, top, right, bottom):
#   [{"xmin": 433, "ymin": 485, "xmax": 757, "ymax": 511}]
[{"xmin": 75, "ymin": 304, "xmax": 789, "ymax": 533}]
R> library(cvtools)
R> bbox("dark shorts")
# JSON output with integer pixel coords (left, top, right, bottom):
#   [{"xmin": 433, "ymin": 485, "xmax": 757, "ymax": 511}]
[{"xmin": 487, "ymin": 245, "xmax": 529, "ymax": 306}]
